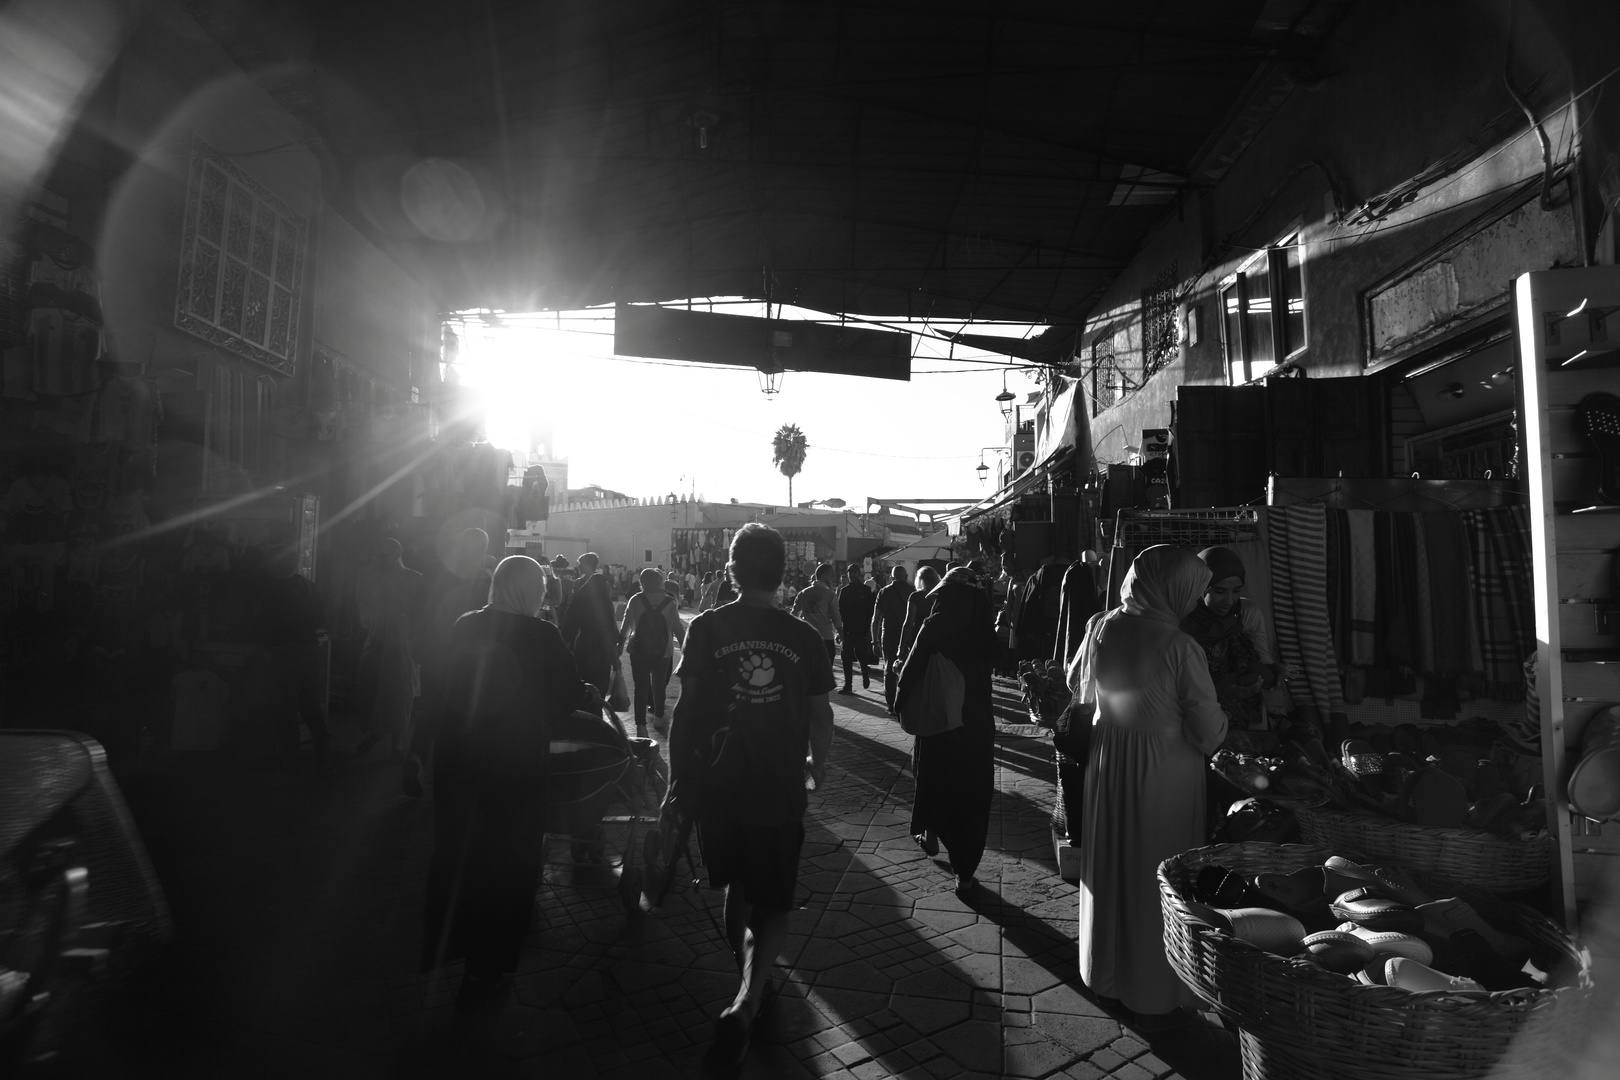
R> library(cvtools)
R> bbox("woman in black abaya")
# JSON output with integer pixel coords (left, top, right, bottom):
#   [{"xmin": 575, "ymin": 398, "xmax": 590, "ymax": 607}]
[
  {"xmin": 894, "ymin": 565, "xmax": 999, "ymax": 896},
  {"xmin": 422, "ymin": 556, "xmax": 590, "ymax": 1006}
]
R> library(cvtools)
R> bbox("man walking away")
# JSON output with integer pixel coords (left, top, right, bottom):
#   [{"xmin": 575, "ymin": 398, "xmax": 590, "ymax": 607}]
[
  {"xmin": 790, "ymin": 562, "xmax": 841, "ymax": 667},
  {"xmin": 619, "ymin": 567, "xmax": 684, "ymax": 734},
  {"xmin": 836, "ymin": 564, "xmax": 875, "ymax": 694},
  {"xmin": 871, "ymin": 565, "xmax": 913, "ymax": 709},
  {"xmin": 561, "ymin": 551, "xmax": 616, "ymax": 695},
  {"xmin": 664, "ymin": 524, "xmax": 833, "ymax": 1075}
]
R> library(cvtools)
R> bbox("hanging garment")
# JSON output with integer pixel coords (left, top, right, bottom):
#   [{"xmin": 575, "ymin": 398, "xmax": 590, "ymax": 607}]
[
  {"xmin": 1373, "ymin": 512, "xmax": 1421, "ymax": 671},
  {"xmin": 1422, "ymin": 512, "xmax": 1477, "ymax": 679},
  {"xmin": 1463, "ymin": 506, "xmax": 1536, "ymax": 701},
  {"xmin": 1411, "ymin": 514, "xmax": 1436, "ymax": 675},
  {"xmin": 1265, "ymin": 504, "xmax": 1344, "ymax": 719},
  {"xmin": 1346, "ymin": 509, "xmax": 1377, "ymax": 667},
  {"xmin": 1325, "ymin": 509, "xmax": 1350, "ymax": 668}
]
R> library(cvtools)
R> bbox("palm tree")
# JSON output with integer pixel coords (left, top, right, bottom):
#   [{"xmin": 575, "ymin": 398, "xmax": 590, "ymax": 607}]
[{"xmin": 771, "ymin": 423, "xmax": 808, "ymax": 505}]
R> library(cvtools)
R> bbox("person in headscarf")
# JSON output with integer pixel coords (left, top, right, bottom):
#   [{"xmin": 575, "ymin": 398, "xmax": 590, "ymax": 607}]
[
  {"xmin": 561, "ymin": 551, "xmax": 616, "ymax": 695},
  {"xmin": 1068, "ymin": 545, "xmax": 1227, "ymax": 1024},
  {"xmin": 895, "ymin": 564, "xmax": 942, "ymax": 674},
  {"xmin": 893, "ymin": 563, "xmax": 998, "ymax": 895},
  {"xmin": 421, "ymin": 556, "xmax": 592, "ymax": 1009},
  {"xmin": 1179, "ymin": 546, "xmax": 1281, "ymax": 736}
]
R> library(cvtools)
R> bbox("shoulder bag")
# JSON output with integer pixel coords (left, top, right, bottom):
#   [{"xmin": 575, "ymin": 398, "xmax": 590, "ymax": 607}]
[{"xmin": 897, "ymin": 652, "xmax": 965, "ymax": 737}]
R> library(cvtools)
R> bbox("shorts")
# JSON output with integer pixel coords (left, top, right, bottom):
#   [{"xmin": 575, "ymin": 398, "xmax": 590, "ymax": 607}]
[{"xmin": 696, "ymin": 815, "xmax": 805, "ymax": 911}]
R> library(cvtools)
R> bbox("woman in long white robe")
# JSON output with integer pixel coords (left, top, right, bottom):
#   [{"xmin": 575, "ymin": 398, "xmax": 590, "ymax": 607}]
[{"xmin": 1069, "ymin": 545, "xmax": 1228, "ymax": 1017}]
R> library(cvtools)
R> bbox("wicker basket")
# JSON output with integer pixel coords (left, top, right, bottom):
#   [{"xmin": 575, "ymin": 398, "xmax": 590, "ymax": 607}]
[
  {"xmin": 1159, "ymin": 843, "xmax": 1592, "ymax": 1080},
  {"xmin": 1296, "ymin": 805, "xmax": 1550, "ymax": 893}
]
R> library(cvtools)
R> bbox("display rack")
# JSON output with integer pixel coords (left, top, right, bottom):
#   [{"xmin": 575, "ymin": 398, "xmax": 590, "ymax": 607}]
[
  {"xmin": 1107, "ymin": 508, "xmax": 1261, "ymax": 605},
  {"xmin": 1514, "ymin": 268, "xmax": 1620, "ymax": 931}
]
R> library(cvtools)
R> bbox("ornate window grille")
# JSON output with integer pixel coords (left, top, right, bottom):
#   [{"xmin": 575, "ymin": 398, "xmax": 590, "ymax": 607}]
[
  {"xmin": 1141, "ymin": 262, "xmax": 1179, "ymax": 378},
  {"xmin": 173, "ymin": 135, "xmax": 307, "ymax": 376},
  {"xmin": 1091, "ymin": 338, "xmax": 1133, "ymax": 416}
]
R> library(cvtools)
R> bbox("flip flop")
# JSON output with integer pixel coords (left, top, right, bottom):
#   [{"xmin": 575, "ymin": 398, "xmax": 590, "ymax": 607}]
[{"xmin": 1576, "ymin": 392, "xmax": 1620, "ymax": 504}]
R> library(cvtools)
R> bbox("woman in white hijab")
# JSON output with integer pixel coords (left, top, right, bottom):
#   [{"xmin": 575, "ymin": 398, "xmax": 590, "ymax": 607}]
[
  {"xmin": 422, "ymin": 556, "xmax": 592, "ymax": 1008},
  {"xmin": 1069, "ymin": 545, "xmax": 1228, "ymax": 1023}
]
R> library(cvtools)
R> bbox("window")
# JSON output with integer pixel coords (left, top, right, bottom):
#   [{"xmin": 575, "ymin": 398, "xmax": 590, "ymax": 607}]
[
  {"xmin": 1220, "ymin": 232, "xmax": 1304, "ymax": 384},
  {"xmin": 1090, "ymin": 338, "xmax": 1131, "ymax": 416},
  {"xmin": 174, "ymin": 135, "xmax": 307, "ymax": 377},
  {"xmin": 1141, "ymin": 262, "xmax": 1179, "ymax": 379}
]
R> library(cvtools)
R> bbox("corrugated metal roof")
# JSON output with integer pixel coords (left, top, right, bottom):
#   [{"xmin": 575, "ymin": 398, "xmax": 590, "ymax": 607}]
[{"xmin": 193, "ymin": 0, "xmax": 1351, "ymax": 339}]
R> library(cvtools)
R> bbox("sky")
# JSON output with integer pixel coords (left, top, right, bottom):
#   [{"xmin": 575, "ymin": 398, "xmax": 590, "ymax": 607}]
[{"xmin": 450, "ymin": 300, "xmax": 1046, "ymax": 509}]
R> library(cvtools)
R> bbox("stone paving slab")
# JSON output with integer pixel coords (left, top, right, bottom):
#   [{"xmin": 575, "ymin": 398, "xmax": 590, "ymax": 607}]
[{"xmin": 74, "ymin": 660, "xmax": 1239, "ymax": 1080}]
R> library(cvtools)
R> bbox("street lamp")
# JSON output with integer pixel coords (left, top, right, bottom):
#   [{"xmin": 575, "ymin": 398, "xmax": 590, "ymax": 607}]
[
  {"xmin": 995, "ymin": 373, "xmax": 1016, "ymax": 420},
  {"xmin": 976, "ymin": 446, "xmax": 1012, "ymax": 484}
]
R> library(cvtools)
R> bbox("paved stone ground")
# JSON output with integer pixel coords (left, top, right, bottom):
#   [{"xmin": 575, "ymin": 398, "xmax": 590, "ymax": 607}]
[{"xmin": 74, "ymin": 642, "xmax": 1240, "ymax": 1080}]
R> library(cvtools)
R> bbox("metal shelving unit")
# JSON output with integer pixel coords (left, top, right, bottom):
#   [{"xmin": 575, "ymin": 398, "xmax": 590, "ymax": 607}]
[{"xmin": 1514, "ymin": 268, "xmax": 1620, "ymax": 930}]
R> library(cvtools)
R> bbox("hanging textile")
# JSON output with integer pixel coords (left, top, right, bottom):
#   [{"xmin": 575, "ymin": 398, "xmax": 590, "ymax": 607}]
[
  {"xmin": 1324, "ymin": 510, "xmax": 1352, "ymax": 668},
  {"xmin": 1411, "ymin": 515, "xmax": 1436, "ymax": 675},
  {"xmin": 1264, "ymin": 503, "xmax": 1344, "ymax": 718},
  {"xmin": 1346, "ymin": 509, "xmax": 1377, "ymax": 666},
  {"xmin": 1373, "ymin": 512, "xmax": 1421, "ymax": 670},
  {"xmin": 1463, "ymin": 505, "xmax": 1536, "ymax": 701},
  {"xmin": 1422, "ymin": 511, "xmax": 1474, "ymax": 677}
]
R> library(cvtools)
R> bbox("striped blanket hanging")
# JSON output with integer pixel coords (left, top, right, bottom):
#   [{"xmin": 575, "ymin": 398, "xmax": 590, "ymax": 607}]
[
  {"xmin": 1265, "ymin": 503, "xmax": 1345, "ymax": 718},
  {"xmin": 1462, "ymin": 505, "xmax": 1536, "ymax": 701}
]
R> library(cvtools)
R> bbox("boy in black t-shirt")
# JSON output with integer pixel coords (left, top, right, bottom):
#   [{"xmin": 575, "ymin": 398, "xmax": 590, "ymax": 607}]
[{"xmin": 665, "ymin": 523, "xmax": 834, "ymax": 1075}]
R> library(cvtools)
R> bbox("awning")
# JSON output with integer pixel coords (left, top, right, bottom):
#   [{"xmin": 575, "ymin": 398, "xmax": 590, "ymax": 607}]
[
  {"xmin": 1033, "ymin": 375, "xmax": 1091, "ymax": 472},
  {"xmin": 883, "ymin": 533, "xmax": 956, "ymax": 561}
]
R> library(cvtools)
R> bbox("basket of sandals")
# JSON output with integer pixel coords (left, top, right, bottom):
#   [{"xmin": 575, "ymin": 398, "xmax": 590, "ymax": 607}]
[
  {"xmin": 1295, "ymin": 806, "xmax": 1550, "ymax": 894},
  {"xmin": 1158, "ymin": 842, "xmax": 1592, "ymax": 1080},
  {"xmin": 1296, "ymin": 736, "xmax": 1550, "ymax": 894}
]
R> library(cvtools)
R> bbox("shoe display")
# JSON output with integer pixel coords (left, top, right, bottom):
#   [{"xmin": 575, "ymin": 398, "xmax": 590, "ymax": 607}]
[
  {"xmin": 1253, "ymin": 866, "xmax": 1331, "ymax": 909},
  {"xmin": 1416, "ymin": 899, "xmax": 1531, "ymax": 964},
  {"xmin": 1330, "ymin": 887, "xmax": 1423, "ymax": 933},
  {"xmin": 1194, "ymin": 865, "xmax": 1264, "ymax": 908},
  {"xmin": 1354, "ymin": 962, "xmax": 1388, "ymax": 986},
  {"xmin": 1383, "ymin": 957, "xmax": 1487, "ymax": 995},
  {"xmin": 1183, "ymin": 902, "xmax": 1307, "ymax": 956},
  {"xmin": 1302, "ymin": 930, "xmax": 1376, "ymax": 973},
  {"xmin": 1321, "ymin": 857, "xmax": 1432, "ymax": 906},
  {"xmin": 1337, "ymin": 926, "xmax": 1435, "ymax": 964}
]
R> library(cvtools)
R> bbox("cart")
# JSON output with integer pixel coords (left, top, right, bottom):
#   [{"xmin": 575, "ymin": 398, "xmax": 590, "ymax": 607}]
[{"xmin": 545, "ymin": 706, "xmax": 670, "ymax": 914}]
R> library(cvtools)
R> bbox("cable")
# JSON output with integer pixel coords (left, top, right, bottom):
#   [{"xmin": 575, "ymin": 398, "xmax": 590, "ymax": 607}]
[{"xmin": 1503, "ymin": 0, "xmax": 1556, "ymax": 212}]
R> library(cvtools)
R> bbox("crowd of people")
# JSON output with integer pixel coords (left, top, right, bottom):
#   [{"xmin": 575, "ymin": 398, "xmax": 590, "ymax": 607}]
[{"xmin": 233, "ymin": 518, "xmax": 1288, "ymax": 1068}]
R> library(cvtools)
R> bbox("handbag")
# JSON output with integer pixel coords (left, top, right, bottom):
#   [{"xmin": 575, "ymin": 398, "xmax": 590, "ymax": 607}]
[
  {"xmin": 897, "ymin": 652, "xmax": 965, "ymax": 737},
  {"xmin": 608, "ymin": 658, "xmax": 630, "ymax": 712}
]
